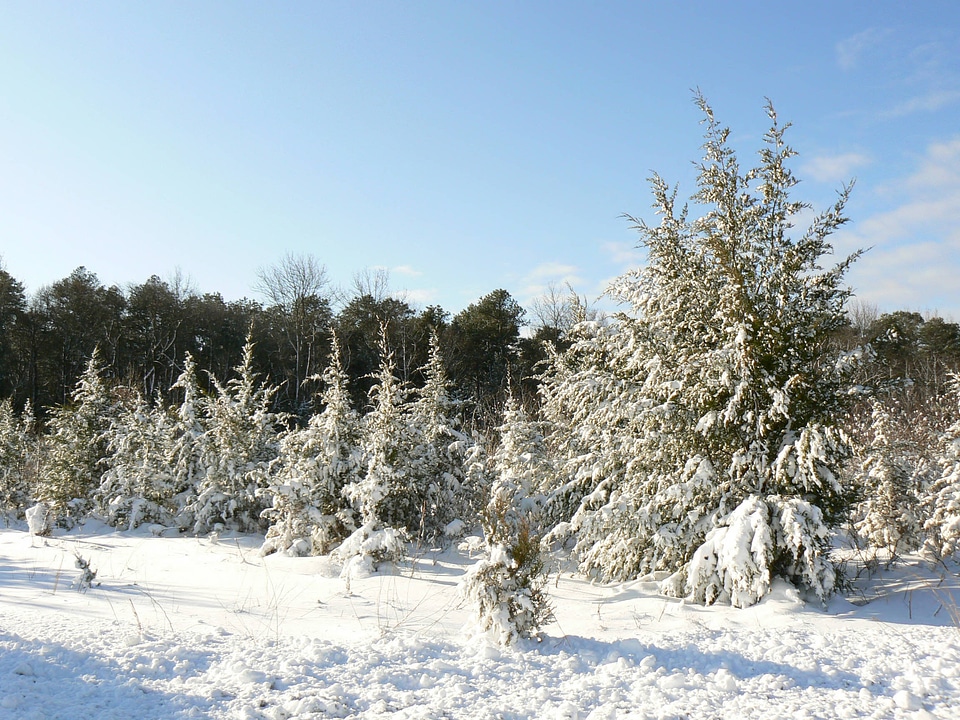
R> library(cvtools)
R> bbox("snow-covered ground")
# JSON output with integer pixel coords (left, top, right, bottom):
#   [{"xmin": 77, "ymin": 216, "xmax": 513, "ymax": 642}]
[{"xmin": 1, "ymin": 523, "xmax": 958, "ymax": 719}]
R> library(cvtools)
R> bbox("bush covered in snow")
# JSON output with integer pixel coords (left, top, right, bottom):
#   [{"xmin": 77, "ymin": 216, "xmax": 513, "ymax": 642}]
[
  {"xmin": 36, "ymin": 350, "xmax": 116, "ymax": 526},
  {"xmin": 96, "ymin": 394, "xmax": 181, "ymax": 529},
  {"xmin": 461, "ymin": 398, "xmax": 553, "ymax": 644},
  {"xmin": 924, "ymin": 374, "xmax": 960, "ymax": 559},
  {"xmin": 851, "ymin": 400, "xmax": 930, "ymax": 561},
  {"xmin": 25, "ymin": 501, "xmax": 51, "ymax": 536},
  {"xmin": 344, "ymin": 327, "xmax": 418, "ymax": 536},
  {"xmin": 0, "ymin": 398, "xmax": 35, "ymax": 522},
  {"xmin": 667, "ymin": 493, "xmax": 837, "ymax": 607},
  {"xmin": 185, "ymin": 338, "xmax": 283, "ymax": 534},
  {"xmin": 406, "ymin": 332, "xmax": 479, "ymax": 544},
  {"xmin": 334, "ymin": 520, "xmax": 408, "ymax": 578}
]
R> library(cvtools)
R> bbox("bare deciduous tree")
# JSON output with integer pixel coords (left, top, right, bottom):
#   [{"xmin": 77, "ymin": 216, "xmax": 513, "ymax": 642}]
[
  {"xmin": 256, "ymin": 253, "xmax": 333, "ymax": 414},
  {"xmin": 349, "ymin": 267, "xmax": 392, "ymax": 304},
  {"xmin": 257, "ymin": 253, "xmax": 331, "ymax": 313},
  {"xmin": 848, "ymin": 299, "xmax": 879, "ymax": 342},
  {"xmin": 530, "ymin": 282, "xmax": 599, "ymax": 336}
]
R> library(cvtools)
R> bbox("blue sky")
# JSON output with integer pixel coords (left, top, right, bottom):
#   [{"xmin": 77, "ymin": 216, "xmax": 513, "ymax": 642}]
[{"xmin": 1, "ymin": 1, "xmax": 958, "ymax": 321}]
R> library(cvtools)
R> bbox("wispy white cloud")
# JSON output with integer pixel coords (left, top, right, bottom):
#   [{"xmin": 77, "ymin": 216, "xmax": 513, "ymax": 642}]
[
  {"xmin": 845, "ymin": 32, "xmax": 960, "ymax": 119},
  {"xmin": 836, "ymin": 28, "xmax": 891, "ymax": 71},
  {"xmin": 396, "ymin": 287, "xmax": 437, "ymax": 306},
  {"xmin": 884, "ymin": 90, "xmax": 960, "ymax": 118},
  {"xmin": 844, "ymin": 235, "xmax": 960, "ymax": 321},
  {"xmin": 526, "ymin": 262, "xmax": 580, "ymax": 281},
  {"xmin": 903, "ymin": 38, "xmax": 957, "ymax": 87},
  {"xmin": 517, "ymin": 261, "xmax": 584, "ymax": 306},
  {"xmin": 906, "ymin": 138, "xmax": 960, "ymax": 189},
  {"xmin": 801, "ymin": 153, "xmax": 871, "ymax": 184},
  {"xmin": 392, "ymin": 264, "xmax": 422, "ymax": 278},
  {"xmin": 602, "ymin": 241, "xmax": 643, "ymax": 267},
  {"xmin": 834, "ymin": 137, "xmax": 960, "ymax": 320}
]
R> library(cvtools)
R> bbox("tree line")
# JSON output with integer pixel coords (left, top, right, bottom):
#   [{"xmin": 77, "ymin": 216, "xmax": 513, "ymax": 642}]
[
  {"xmin": 2, "ymin": 261, "xmax": 955, "ymax": 430},
  {"xmin": 0, "ymin": 260, "xmax": 566, "ymax": 425}
]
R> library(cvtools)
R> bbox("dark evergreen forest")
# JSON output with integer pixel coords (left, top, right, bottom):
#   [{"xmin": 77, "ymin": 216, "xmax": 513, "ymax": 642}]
[{"xmin": 0, "ymin": 262, "xmax": 551, "ymax": 425}]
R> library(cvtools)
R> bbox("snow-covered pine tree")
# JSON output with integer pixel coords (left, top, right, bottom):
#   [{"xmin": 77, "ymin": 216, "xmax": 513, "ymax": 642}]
[
  {"xmin": 36, "ymin": 348, "xmax": 116, "ymax": 526},
  {"xmin": 408, "ymin": 331, "xmax": 478, "ymax": 543},
  {"xmin": 0, "ymin": 398, "xmax": 35, "ymax": 522},
  {"xmin": 187, "ymin": 337, "xmax": 282, "ymax": 534},
  {"xmin": 348, "ymin": 326, "xmax": 417, "ymax": 531},
  {"xmin": 338, "ymin": 326, "xmax": 412, "ymax": 572},
  {"xmin": 461, "ymin": 396, "xmax": 553, "ymax": 645},
  {"xmin": 166, "ymin": 353, "xmax": 208, "ymax": 529},
  {"xmin": 539, "ymin": 313, "xmax": 636, "ymax": 537},
  {"xmin": 96, "ymin": 391, "xmax": 179, "ymax": 529},
  {"xmin": 263, "ymin": 336, "xmax": 361, "ymax": 556},
  {"xmin": 541, "ymin": 96, "xmax": 858, "ymax": 607},
  {"xmin": 852, "ymin": 399, "xmax": 926, "ymax": 562},
  {"xmin": 923, "ymin": 373, "xmax": 960, "ymax": 559}
]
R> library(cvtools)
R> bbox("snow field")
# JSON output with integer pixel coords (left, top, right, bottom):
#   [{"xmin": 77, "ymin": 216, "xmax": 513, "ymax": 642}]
[{"xmin": 1, "ymin": 524, "xmax": 959, "ymax": 719}]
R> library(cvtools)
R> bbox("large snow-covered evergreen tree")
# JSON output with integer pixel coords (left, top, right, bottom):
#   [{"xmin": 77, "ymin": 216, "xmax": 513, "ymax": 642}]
[
  {"xmin": 187, "ymin": 337, "xmax": 282, "ymax": 534},
  {"xmin": 37, "ymin": 349, "xmax": 115, "ymax": 526},
  {"xmin": 263, "ymin": 337, "xmax": 361, "ymax": 556},
  {"xmin": 541, "ymin": 96, "xmax": 858, "ymax": 606},
  {"xmin": 461, "ymin": 396, "xmax": 553, "ymax": 644}
]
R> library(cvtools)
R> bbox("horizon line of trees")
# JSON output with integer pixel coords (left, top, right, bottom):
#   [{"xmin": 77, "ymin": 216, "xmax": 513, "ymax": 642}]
[
  {"xmin": 0, "ymin": 259, "xmax": 593, "ymax": 427},
  {"xmin": 2, "ymin": 260, "xmax": 958, "ymax": 425}
]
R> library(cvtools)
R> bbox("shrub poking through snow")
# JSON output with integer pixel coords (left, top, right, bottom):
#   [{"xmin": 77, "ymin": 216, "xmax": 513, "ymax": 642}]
[
  {"xmin": 73, "ymin": 553, "xmax": 98, "ymax": 591},
  {"xmin": 462, "ymin": 496, "xmax": 552, "ymax": 645},
  {"xmin": 334, "ymin": 520, "xmax": 408, "ymax": 578},
  {"xmin": 461, "ymin": 398, "xmax": 553, "ymax": 644}
]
